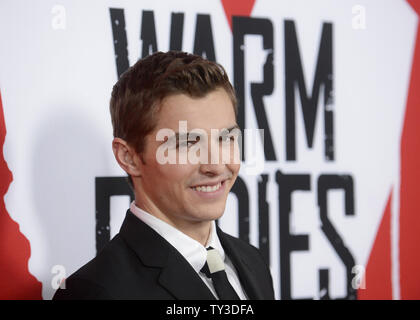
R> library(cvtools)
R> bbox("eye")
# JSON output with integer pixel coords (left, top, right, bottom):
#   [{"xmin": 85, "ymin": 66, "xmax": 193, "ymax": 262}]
[
  {"xmin": 219, "ymin": 134, "xmax": 236, "ymax": 143},
  {"xmin": 182, "ymin": 141, "xmax": 195, "ymax": 147},
  {"xmin": 177, "ymin": 141, "xmax": 193, "ymax": 148},
  {"xmin": 177, "ymin": 135, "xmax": 200, "ymax": 148}
]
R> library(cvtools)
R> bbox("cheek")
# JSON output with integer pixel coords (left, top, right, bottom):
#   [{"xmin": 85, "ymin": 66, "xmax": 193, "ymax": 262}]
[
  {"xmin": 228, "ymin": 163, "xmax": 241, "ymax": 176},
  {"xmin": 157, "ymin": 163, "xmax": 196, "ymax": 187},
  {"xmin": 228, "ymin": 140, "xmax": 241, "ymax": 165}
]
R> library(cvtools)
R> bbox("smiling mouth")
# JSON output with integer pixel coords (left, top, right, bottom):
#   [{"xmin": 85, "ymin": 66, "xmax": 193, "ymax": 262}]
[
  {"xmin": 189, "ymin": 179, "xmax": 228, "ymax": 196},
  {"xmin": 191, "ymin": 181, "xmax": 222, "ymax": 192}
]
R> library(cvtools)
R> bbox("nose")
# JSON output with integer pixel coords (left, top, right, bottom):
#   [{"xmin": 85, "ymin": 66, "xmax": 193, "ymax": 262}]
[
  {"xmin": 199, "ymin": 162, "xmax": 226, "ymax": 176},
  {"xmin": 198, "ymin": 138, "xmax": 226, "ymax": 176}
]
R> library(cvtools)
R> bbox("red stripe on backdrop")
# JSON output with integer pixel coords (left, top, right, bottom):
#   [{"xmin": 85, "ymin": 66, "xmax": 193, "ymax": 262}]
[
  {"xmin": 357, "ymin": 191, "xmax": 393, "ymax": 300},
  {"xmin": 220, "ymin": 0, "xmax": 255, "ymax": 30},
  {"xmin": 400, "ymin": 0, "xmax": 420, "ymax": 300},
  {"xmin": 0, "ymin": 92, "xmax": 42, "ymax": 299}
]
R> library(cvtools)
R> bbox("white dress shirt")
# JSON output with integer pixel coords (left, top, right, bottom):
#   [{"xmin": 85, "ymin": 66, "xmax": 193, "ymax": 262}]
[{"xmin": 129, "ymin": 201, "xmax": 248, "ymax": 300}]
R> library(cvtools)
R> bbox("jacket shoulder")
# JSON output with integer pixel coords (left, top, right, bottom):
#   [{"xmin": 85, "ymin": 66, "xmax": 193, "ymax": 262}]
[{"xmin": 52, "ymin": 234, "xmax": 137, "ymax": 300}]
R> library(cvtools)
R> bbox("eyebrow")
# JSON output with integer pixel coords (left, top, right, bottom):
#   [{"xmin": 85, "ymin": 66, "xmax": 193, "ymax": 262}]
[
  {"xmin": 224, "ymin": 124, "xmax": 241, "ymax": 132},
  {"xmin": 170, "ymin": 124, "xmax": 241, "ymax": 142}
]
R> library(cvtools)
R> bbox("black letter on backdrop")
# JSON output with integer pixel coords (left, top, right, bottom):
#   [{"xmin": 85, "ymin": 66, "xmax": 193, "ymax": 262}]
[
  {"xmin": 317, "ymin": 174, "xmax": 356, "ymax": 300},
  {"xmin": 193, "ymin": 14, "xmax": 216, "ymax": 61},
  {"xmin": 110, "ymin": 9, "xmax": 186, "ymax": 75},
  {"xmin": 258, "ymin": 174, "xmax": 270, "ymax": 265},
  {"xmin": 109, "ymin": 8, "xmax": 129, "ymax": 78},
  {"xmin": 229, "ymin": 176, "xmax": 250, "ymax": 244},
  {"xmin": 233, "ymin": 16, "xmax": 276, "ymax": 161},
  {"xmin": 275, "ymin": 170, "xmax": 311, "ymax": 300},
  {"xmin": 170, "ymin": 13, "xmax": 184, "ymax": 51},
  {"xmin": 95, "ymin": 177, "xmax": 134, "ymax": 253},
  {"xmin": 141, "ymin": 10, "xmax": 158, "ymax": 58},
  {"xmin": 284, "ymin": 21, "xmax": 334, "ymax": 161}
]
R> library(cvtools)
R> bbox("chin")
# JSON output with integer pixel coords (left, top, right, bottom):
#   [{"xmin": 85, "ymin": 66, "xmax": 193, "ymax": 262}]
[{"xmin": 193, "ymin": 207, "xmax": 225, "ymax": 222}]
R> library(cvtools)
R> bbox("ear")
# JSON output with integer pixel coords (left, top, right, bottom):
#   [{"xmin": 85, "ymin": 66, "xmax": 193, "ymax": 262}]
[{"xmin": 112, "ymin": 138, "xmax": 142, "ymax": 178}]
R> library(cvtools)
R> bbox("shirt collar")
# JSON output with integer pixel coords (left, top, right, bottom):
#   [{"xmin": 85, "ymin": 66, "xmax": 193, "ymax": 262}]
[{"xmin": 129, "ymin": 201, "xmax": 225, "ymax": 273}]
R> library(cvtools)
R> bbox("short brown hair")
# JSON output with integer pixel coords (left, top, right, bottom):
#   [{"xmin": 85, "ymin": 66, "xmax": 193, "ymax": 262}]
[{"xmin": 110, "ymin": 51, "xmax": 237, "ymax": 155}]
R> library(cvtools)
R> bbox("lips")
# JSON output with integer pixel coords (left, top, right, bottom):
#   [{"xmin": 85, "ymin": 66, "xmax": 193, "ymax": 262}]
[
  {"xmin": 189, "ymin": 179, "xmax": 227, "ymax": 198},
  {"xmin": 192, "ymin": 182, "xmax": 222, "ymax": 192},
  {"xmin": 191, "ymin": 178, "xmax": 223, "ymax": 186}
]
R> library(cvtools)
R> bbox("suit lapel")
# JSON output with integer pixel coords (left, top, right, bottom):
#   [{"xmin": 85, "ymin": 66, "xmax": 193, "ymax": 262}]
[
  {"xmin": 217, "ymin": 227, "xmax": 265, "ymax": 300},
  {"xmin": 119, "ymin": 210, "xmax": 216, "ymax": 300},
  {"xmin": 158, "ymin": 250, "xmax": 216, "ymax": 300}
]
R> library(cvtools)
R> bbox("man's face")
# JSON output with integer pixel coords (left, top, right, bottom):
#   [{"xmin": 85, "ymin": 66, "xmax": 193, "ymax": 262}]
[{"xmin": 135, "ymin": 88, "xmax": 240, "ymax": 229}]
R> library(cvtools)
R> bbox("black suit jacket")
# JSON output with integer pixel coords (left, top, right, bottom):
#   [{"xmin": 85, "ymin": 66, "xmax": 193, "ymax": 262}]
[{"xmin": 53, "ymin": 210, "xmax": 275, "ymax": 300}]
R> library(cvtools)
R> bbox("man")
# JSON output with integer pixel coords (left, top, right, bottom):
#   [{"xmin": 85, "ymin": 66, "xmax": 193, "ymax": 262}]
[{"xmin": 53, "ymin": 51, "xmax": 275, "ymax": 300}]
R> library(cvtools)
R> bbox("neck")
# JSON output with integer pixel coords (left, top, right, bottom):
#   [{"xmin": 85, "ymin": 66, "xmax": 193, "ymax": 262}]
[
  {"xmin": 173, "ymin": 220, "xmax": 212, "ymax": 246},
  {"xmin": 134, "ymin": 199, "xmax": 212, "ymax": 246}
]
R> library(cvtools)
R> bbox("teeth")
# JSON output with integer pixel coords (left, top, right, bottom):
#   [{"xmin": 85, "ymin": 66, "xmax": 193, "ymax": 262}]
[{"xmin": 193, "ymin": 182, "xmax": 222, "ymax": 192}]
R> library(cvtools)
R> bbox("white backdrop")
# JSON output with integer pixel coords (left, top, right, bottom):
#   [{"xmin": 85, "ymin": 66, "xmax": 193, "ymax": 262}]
[{"xmin": 0, "ymin": 0, "xmax": 418, "ymax": 300}]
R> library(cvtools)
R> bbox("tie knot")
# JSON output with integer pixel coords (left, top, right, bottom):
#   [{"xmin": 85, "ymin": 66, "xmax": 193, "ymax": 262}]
[
  {"xmin": 201, "ymin": 247, "xmax": 225, "ymax": 277},
  {"xmin": 200, "ymin": 247, "xmax": 241, "ymax": 300}
]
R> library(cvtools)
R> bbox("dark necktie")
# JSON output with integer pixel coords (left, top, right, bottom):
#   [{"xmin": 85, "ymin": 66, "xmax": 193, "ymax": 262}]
[{"xmin": 200, "ymin": 247, "xmax": 240, "ymax": 300}]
